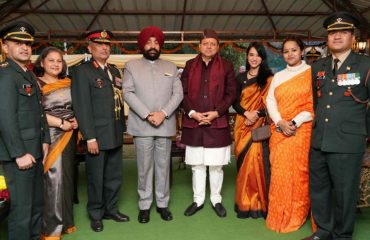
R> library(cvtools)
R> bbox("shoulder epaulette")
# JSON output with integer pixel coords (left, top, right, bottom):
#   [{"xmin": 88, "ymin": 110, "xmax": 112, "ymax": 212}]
[{"xmin": 0, "ymin": 62, "xmax": 9, "ymax": 68}]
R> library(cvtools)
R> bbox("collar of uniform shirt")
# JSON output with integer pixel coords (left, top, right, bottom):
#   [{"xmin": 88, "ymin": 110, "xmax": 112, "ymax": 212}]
[
  {"xmin": 332, "ymin": 49, "xmax": 351, "ymax": 69},
  {"xmin": 96, "ymin": 61, "xmax": 112, "ymax": 80},
  {"xmin": 96, "ymin": 61, "xmax": 109, "ymax": 70}
]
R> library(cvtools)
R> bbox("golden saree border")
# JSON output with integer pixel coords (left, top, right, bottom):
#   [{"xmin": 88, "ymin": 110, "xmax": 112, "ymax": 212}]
[
  {"xmin": 43, "ymin": 130, "xmax": 73, "ymax": 173},
  {"xmin": 234, "ymin": 77, "xmax": 271, "ymax": 215}
]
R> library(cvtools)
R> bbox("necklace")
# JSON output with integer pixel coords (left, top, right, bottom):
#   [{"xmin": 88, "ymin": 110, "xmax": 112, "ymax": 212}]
[{"xmin": 247, "ymin": 71, "xmax": 257, "ymax": 77}]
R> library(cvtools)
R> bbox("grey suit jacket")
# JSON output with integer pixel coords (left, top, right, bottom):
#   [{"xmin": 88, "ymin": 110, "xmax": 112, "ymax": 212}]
[{"xmin": 123, "ymin": 58, "xmax": 183, "ymax": 137}]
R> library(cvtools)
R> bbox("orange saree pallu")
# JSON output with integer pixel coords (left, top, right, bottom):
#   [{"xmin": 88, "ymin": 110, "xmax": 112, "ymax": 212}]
[
  {"xmin": 234, "ymin": 78, "xmax": 271, "ymax": 218},
  {"xmin": 266, "ymin": 69, "xmax": 314, "ymax": 232}
]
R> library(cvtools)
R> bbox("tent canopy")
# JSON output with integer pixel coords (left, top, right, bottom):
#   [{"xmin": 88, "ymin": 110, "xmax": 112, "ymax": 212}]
[{"xmin": 0, "ymin": 0, "xmax": 369, "ymax": 42}]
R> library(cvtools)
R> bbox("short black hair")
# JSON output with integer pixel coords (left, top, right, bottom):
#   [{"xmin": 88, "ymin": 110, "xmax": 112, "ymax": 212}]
[{"xmin": 282, "ymin": 35, "xmax": 305, "ymax": 52}]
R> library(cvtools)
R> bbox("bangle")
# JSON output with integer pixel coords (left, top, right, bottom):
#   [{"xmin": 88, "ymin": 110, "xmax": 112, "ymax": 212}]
[{"xmin": 59, "ymin": 119, "xmax": 64, "ymax": 129}]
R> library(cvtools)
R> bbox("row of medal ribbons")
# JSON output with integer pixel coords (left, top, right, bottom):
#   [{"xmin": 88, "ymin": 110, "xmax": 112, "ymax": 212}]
[{"xmin": 337, "ymin": 73, "xmax": 361, "ymax": 86}]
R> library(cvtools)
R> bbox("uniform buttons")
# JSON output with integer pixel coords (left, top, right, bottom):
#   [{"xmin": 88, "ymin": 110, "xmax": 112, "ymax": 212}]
[
  {"xmin": 326, "ymin": 105, "xmax": 331, "ymax": 109},
  {"xmin": 331, "ymin": 79, "xmax": 335, "ymax": 83},
  {"xmin": 204, "ymin": 95, "xmax": 207, "ymax": 99},
  {"xmin": 41, "ymin": 114, "xmax": 44, "ymax": 117},
  {"xmin": 325, "ymin": 118, "xmax": 329, "ymax": 122},
  {"xmin": 205, "ymin": 79, "xmax": 208, "ymax": 83},
  {"xmin": 39, "ymin": 101, "xmax": 42, "ymax": 104},
  {"xmin": 41, "ymin": 127, "xmax": 44, "ymax": 131},
  {"xmin": 329, "ymin": 92, "xmax": 333, "ymax": 96}
]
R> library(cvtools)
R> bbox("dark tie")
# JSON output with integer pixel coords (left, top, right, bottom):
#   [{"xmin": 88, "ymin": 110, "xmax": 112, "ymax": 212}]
[{"xmin": 333, "ymin": 58, "xmax": 339, "ymax": 76}]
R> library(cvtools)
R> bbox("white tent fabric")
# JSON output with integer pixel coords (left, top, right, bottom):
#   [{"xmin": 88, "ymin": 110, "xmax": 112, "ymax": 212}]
[{"xmin": 29, "ymin": 54, "xmax": 197, "ymax": 68}]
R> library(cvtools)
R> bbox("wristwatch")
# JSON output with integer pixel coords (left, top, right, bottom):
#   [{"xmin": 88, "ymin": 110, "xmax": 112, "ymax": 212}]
[
  {"xmin": 59, "ymin": 119, "xmax": 64, "ymax": 129},
  {"xmin": 291, "ymin": 120, "xmax": 297, "ymax": 127}
]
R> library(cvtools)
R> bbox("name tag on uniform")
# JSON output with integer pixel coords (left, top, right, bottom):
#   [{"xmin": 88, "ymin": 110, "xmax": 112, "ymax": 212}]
[{"xmin": 337, "ymin": 73, "xmax": 360, "ymax": 86}]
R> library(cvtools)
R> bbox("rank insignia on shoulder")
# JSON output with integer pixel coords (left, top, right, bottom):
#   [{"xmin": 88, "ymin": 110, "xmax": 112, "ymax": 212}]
[
  {"xmin": 164, "ymin": 72, "xmax": 173, "ymax": 77},
  {"xmin": 22, "ymin": 84, "xmax": 33, "ymax": 95},
  {"xmin": 317, "ymin": 71, "xmax": 325, "ymax": 79},
  {"xmin": 0, "ymin": 62, "xmax": 9, "ymax": 68},
  {"xmin": 95, "ymin": 78, "xmax": 104, "ymax": 88},
  {"xmin": 346, "ymin": 66, "xmax": 351, "ymax": 71}
]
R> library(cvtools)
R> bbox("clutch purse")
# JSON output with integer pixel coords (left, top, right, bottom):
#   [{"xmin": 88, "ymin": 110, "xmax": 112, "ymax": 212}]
[{"xmin": 251, "ymin": 114, "xmax": 271, "ymax": 142}]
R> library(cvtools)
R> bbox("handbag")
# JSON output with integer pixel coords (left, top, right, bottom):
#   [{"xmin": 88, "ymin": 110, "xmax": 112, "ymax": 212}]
[{"xmin": 251, "ymin": 113, "xmax": 271, "ymax": 142}]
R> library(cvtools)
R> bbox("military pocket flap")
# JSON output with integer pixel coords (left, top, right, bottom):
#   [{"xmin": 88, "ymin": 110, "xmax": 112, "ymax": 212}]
[
  {"xmin": 20, "ymin": 128, "xmax": 36, "ymax": 140},
  {"xmin": 94, "ymin": 118, "xmax": 109, "ymax": 126},
  {"xmin": 341, "ymin": 121, "xmax": 367, "ymax": 135}
]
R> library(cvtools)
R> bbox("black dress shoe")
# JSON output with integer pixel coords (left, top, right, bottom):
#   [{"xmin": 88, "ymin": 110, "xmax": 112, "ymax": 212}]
[
  {"xmin": 156, "ymin": 207, "xmax": 173, "ymax": 221},
  {"xmin": 138, "ymin": 209, "xmax": 150, "ymax": 223},
  {"xmin": 103, "ymin": 211, "xmax": 130, "ymax": 222},
  {"xmin": 90, "ymin": 220, "xmax": 103, "ymax": 232},
  {"xmin": 301, "ymin": 235, "xmax": 322, "ymax": 240},
  {"xmin": 212, "ymin": 203, "xmax": 227, "ymax": 217},
  {"xmin": 184, "ymin": 202, "xmax": 204, "ymax": 216}
]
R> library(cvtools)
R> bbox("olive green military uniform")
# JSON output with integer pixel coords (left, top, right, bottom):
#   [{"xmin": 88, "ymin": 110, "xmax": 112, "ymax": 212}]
[
  {"xmin": 0, "ymin": 21, "xmax": 50, "ymax": 240},
  {"xmin": 71, "ymin": 59, "xmax": 126, "ymax": 221},
  {"xmin": 0, "ymin": 58, "xmax": 50, "ymax": 240},
  {"xmin": 310, "ymin": 51, "xmax": 370, "ymax": 239},
  {"xmin": 308, "ymin": 11, "xmax": 370, "ymax": 240}
]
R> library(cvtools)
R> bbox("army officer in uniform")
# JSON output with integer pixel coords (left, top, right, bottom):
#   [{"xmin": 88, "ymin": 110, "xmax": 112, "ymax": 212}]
[
  {"xmin": 0, "ymin": 22, "xmax": 50, "ymax": 240},
  {"xmin": 72, "ymin": 30, "xmax": 129, "ymax": 232},
  {"xmin": 305, "ymin": 12, "xmax": 370, "ymax": 240}
]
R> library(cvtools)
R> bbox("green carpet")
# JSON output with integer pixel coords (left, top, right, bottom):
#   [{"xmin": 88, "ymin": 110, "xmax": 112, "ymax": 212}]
[{"xmin": 1, "ymin": 144, "xmax": 369, "ymax": 240}]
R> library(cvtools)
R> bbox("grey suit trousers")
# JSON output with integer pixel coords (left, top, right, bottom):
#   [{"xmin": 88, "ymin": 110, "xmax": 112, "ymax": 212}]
[{"xmin": 133, "ymin": 136, "xmax": 172, "ymax": 210}]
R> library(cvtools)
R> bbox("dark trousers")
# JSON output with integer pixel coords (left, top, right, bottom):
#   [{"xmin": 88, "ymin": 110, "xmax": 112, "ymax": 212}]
[
  {"xmin": 3, "ymin": 159, "xmax": 43, "ymax": 240},
  {"xmin": 86, "ymin": 146, "xmax": 123, "ymax": 220},
  {"xmin": 309, "ymin": 148, "xmax": 362, "ymax": 240}
]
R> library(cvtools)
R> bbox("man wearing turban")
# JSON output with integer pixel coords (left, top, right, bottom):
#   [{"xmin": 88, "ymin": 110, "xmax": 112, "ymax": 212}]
[{"xmin": 123, "ymin": 26, "xmax": 183, "ymax": 223}]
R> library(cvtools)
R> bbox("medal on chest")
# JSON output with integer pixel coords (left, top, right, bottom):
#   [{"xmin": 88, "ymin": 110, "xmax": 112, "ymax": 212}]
[
  {"xmin": 337, "ymin": 72, "xmax": 360, "ymax": 86},
  {"xmin": 23, "ymin": 84, "xmax": 33, "ymax": 96},
  {"xmin": 316, "ymin": 71, "xmax": 326, "ymax": 97}
]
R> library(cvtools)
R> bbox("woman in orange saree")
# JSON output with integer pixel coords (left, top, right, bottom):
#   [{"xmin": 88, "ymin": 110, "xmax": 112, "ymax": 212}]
[
  {"xmin": 266, "ymin": 36, "xmax": 314, "ymax": 233},
  {"xmin": 234, "ymin": 42, "xmax": 273, "ymax": 218},
  {"xmin": 34, "ymin": 47, "xmax": 79, "ymax": 240}
]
